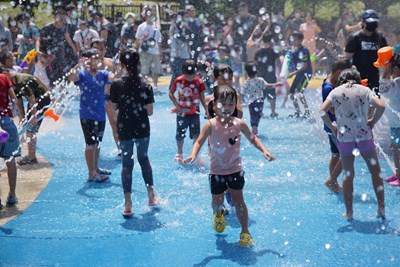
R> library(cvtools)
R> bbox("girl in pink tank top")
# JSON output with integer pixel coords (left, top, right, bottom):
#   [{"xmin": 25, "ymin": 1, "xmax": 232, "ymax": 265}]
[{"xmin": 183, "ymin": 85, "xmax": 275, "ymax": 247}]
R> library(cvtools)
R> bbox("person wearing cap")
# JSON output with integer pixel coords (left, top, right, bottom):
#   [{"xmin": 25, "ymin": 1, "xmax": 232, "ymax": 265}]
[
  {"xmin": 135, "ymin": 6, "xmax": 163, "ymax": 90},
  {"xmin": 73, "ymin": 21, "xmax": 99, "ymax": 52},
  {"xmin": 120, "ymin": 12, "xmax": 136, "ymax": 38},
  {"xmin": 168, "ymin": 59, "xmax": 207, "ymax": 163},
  {"xmin": 19, "ymin": 13, "xmax": 40, "ymax": 58},
  {"xmin": 345, "ymin": 9, "xmax": 388, "ymax": 92}
]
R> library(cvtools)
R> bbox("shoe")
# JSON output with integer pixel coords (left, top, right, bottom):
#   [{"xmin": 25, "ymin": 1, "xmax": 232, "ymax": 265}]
[
  {"xmin": 288, "ymin": 112, "xmax": 301, "ymax": 118},
  {"xmin": 213, "ymin": 211, "xmax": 226, "ymax": 233},
  {"xmin": 6, "ymin": 195, "xmax": 18, "ymax": 206},
  {"xmin": 17, "ymin": 156, "xmax": 38, "ymax": 165},
  {"xmin": 97, "ymin": 168, "xmax": 111, "ymax": 175},
  {"xmin": 270, "ymin": 113, "xmax": 279, "ymax": 118},
  {"xmin": 122, "ymin": 209, "xmax": 133, "ymax": 218},
  {"xmin": 88, "ymin": 173, "xmax": 110, "ymax": 183},
  {"xmin": 389, "ymin": 179, "xmax": 400, "ymax": 186},
  {"xmin": 174, "ymin": 153, "xmax": 183, "ymax": 163},
  {"xmin": 239, "ymin": 233, "xmax": 255, "ymax": 247},
  {"xmin": 225, "ymin": 192, "xmax": 233, "ymax": 207},
  {"xmin": 384, "ymin": 174, "xmax": 399, "ymax": 182}
]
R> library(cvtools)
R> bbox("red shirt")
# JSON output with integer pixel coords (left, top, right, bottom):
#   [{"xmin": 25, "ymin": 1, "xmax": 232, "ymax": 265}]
[
  {"xmin": 0, "ymin": 74, "xmax": 13, "ymax": 117},
  {"xmin": 170, "ymin": 75, "xmax": 206, "ymax": 115}
]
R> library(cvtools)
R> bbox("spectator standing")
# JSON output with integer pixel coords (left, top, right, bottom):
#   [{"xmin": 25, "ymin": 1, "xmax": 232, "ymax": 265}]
[
  {"xmin": 135, "ymin": 7, "xmax": 163, "ymax": 91},
  {"xmin": 185, "ymin": 5, "xmax": 204, "ymax": 61},
  {"xmin": 232, "ymin": 2, "xmax": 257, "ymax": 64},
  {"xmin": 7, "ymin": 17, "xmax": 21, "ymax": 53},
  {"xmin": 168, "ymin": 11, "xmax": 191, "ymax": 90},
  {"xmin": 20, "ymin": 13, "xmax": 40, "ymax": 58},
  {"xmin": 36, "ymin": 8, "xmax": 73, "ymax": 84},
  {"xmin": 73, "ymin": 21, "xmax": 99, "ymax": 52},
  {"xmin": 0, "ymin": 17, "xmax": 13, "ymax": 53},
  {"xmin": 345, "ymin": 9, "xmax": 387, "ymax": 92}
]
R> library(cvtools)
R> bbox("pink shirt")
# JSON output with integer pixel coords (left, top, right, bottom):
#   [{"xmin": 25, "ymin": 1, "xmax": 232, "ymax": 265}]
[{"xmin": 209, "ymin": 117, "xmax": 242, "ymax": 175}]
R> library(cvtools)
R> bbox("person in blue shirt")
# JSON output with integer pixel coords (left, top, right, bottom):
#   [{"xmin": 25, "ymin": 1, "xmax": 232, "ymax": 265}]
[
  {"xmin": 288, "ymin": 31, "xmax": 312, "ymax": 118},
  {"xmin": 321, "ymin": 59, "xmax": 351, "ymax": 193},
  {"xmin": 68, "ymin": 48, "xmax": 114, "ymax": 182}
]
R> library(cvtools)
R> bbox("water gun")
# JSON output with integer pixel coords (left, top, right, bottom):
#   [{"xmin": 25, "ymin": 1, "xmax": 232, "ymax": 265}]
[
  {"xmin": 279, "ymin": 51, "xmax": 292, "ymax": 79},
  {"xmin": 373, "ymin": 44, "xmax": 400, "ymax": 68},
  {"xmin": 361, "ymin": 79, "xmax": 368, "ymax": 86},
  {"xmin": 44, "ymin": 109, "xmax": 60, "ymax": 121},
  {"xmin": 19, "ymin": 49, "xmax": 36, "ymax": 69}
]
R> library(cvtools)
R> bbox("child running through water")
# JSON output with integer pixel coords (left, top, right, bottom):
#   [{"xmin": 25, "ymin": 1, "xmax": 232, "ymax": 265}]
[
  {"xmin": 169, "ymin": 59, "xmax": 207, "ymax": 162},
  {"xmin": 379, "ymin": 54, "xmax": 400, "ymax": 186},
  {"xmin": 184, "ymin": 85, "xmax": 275, "ymax": 247},
  {"xmin": 241, "ymin": 63, "xmax": 282, "ymax": 135},
  {"xmin": 320, "ymin": 68, "xmax": 385, "ymax": 221},
  {"xmin": 110, "ymin": 48, "xmax": 157, "ymax": 217}
]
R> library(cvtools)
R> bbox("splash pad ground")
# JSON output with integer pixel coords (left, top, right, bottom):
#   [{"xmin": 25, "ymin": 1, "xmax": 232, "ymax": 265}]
[{"xmin": 1, "ymin": 79, "xmax": 400, "ymax": 266}]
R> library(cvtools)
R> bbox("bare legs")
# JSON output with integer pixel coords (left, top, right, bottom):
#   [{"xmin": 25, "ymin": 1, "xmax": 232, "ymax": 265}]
[
  {"xmin": 325, "ymin": 152, "xmax": 343, "ymax": 193},
  {"xmin": 341, "ymin": 150, "xmax": 385, "ymax": 220}
]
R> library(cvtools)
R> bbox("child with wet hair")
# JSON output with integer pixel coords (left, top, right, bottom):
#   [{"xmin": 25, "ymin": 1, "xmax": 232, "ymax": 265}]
[
  {"xmin": 320, "ymin": 68, "xmax": 385, "ymax": 221},
  {"xmin": 379, "ymin": 54, "xmax": 400, "ymax": 186},
  {"xmin": 184, "ymin": 85, "xmax": 275, "ymax": 247}
]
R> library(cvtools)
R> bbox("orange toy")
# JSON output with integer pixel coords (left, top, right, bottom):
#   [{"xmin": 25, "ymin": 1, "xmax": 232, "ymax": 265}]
[
  {"xmin": 373, "ymin": 46, "xmax": 393, "ymax": 68},
  {"xmin": 44, "ymin": 109, "xmax": 60, "ymax": 121},
  {"xmin": 361, "ymin": 79, "xmax": 368, "ymax": 86}
]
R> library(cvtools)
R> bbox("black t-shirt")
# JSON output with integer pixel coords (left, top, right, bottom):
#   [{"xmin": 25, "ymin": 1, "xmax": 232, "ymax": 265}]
[
  {"xmin": 101, "ymin": 21, "xmax": 118, "ymax": 57},
  {"xmin": 40, "ymin": 23, "xmax": 66, "ymax": 58},
  {"xmin": 254, "ymin": 47, "xmax": 280, "ymax": 83},
  {"xmin": 233, "ymin": 14, "xmax": 257, "ymax": 45},
  {"xmin": 345, "ymin": 31, "xmax": 387, "ymax": 89},
  {"xmin": 110, "ymin": 76, "xmax": 154, "ymax": 140}
]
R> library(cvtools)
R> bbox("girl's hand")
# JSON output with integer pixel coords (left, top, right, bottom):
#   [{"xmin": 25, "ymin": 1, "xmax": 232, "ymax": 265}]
[
  {"xmin": 182, "ymin": 155, "xmax": 195, "ymax": 164},
  {"xmin": 264, "ymin": 151, "xmax": 275, "ymax": 161},
  {"xmin": 331, "ymin": 125, "xmax": 338, "ymax": 135},
  {"xmin": 367, "ymin": 119, "xmax": 375, "ymax": 129}
]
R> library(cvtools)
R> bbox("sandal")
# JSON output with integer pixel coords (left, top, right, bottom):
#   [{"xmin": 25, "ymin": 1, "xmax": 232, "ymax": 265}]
[
  {"xmin": 88, "ymin": 173, "xmax": 110, "ymax": 183},
  {"xmin": 97, "ymin": 168, "xmax": 111, "ymax": 175},
  {"xmin": 17, "ymin": 156, "xmax": 38, "ymax": 165},
  {"xmin": 122, "ymin": 209, "xmax": 133, "ymax": 218}
]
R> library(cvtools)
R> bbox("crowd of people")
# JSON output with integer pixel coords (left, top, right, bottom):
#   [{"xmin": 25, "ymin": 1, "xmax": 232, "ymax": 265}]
[{"xmin": 0, "ymin": 2, "xmax": 400, "ymax": 247}]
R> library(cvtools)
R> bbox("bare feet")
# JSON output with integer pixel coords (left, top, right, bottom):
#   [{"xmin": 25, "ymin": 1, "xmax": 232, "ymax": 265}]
[
  {"xmin": 325, "ymin": 178, "xmax": 343, "ymax": 193},
  {"xmin": 376, "ymin": 208, "xmax": 386, "ymax": 220},
  {"xmin": 342, "ymin": 211, "xmax": 353, "ymax": 221}
]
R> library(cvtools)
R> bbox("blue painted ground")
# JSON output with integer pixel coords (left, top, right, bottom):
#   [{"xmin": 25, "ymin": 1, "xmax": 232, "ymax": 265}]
[{"xmin": 1, "ymin": 85, "xmax": 400, "ymax": 266}]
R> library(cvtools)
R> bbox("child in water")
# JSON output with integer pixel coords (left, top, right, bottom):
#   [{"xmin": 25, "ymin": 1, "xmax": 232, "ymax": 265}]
[{"xmin": 184, "ymin": 85, "xmax": 275, "ymax": 247}]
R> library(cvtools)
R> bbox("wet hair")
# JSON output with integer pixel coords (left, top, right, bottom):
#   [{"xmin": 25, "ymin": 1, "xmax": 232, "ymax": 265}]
[
  {"xmin": 80, "ymin": 48, "xmax": 99, "ymax": 58},
  {"xmin": 292, "ymin": 31, "xmax": 304, "ymax": 40},
  {"xmin": 0, "ymin": 51, "xmax": 12, "ymax": 65},
  {"xmin": 119, "ymin": 48, "xmax": 140, "ymax": 77},
  {"xmin": 213, "ymin": 64, "xmax": 233, "ymax": 80},
  {"xmin": 208, "ymin": 85, "xmax": 238, "ymax": 118},
  {"xmin": 244, "ymin": 63, "xmax": 257, "ymax": 78},
  {"xmin": 390, "ymin": 54, "xmax": 400, "ymax": 69},
  {"xmin": 262, "ymin": 33, "xmax": 273, "ymax": 43},
  {"xmin": 331, "ymin": 60, "xmax": 352, "ymax": 73},
  {"xmin": 338, "ymin": 68, "xmax": 362, "ymax": 86},
  {"xmin": 182, "ymin": 59, "xmax": 196, "ymax": 75},
  {"xmin": 91, "ymin": 38, "xmax": 106, "ymax": 48}
]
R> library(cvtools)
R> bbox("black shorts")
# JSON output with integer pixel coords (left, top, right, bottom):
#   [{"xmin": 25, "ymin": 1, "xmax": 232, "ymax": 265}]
[
  {"xmin": 27, "ymin": 96, "xmax": 51, "ymax": 134},
  {"xmin": 175, "ymin": 114, "xmax": 200, "ymax": 141},
  {"xmin": 209, "ymin": 171, "xmax": 245, "ymax": 195},
  {"xmin": 80, "ymin": 119, "xmax": 106, "ymax": 145},
  {"xmin": 328, "ymin": 133, "xmax": 339, "ymax": 154},
  {"xmin": 263, "ymin": 88, "xmax": 276, "ymax": 100},
  {"xmin": 289, "ymin": 74, "xmax": 309, "ymax": 94}
]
